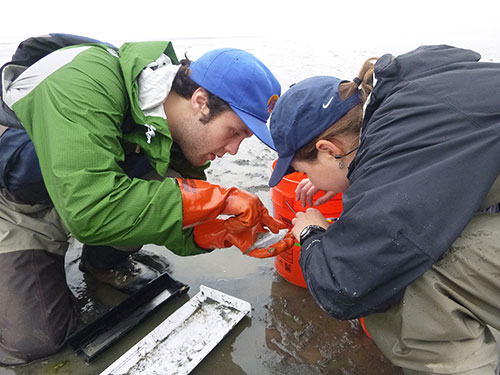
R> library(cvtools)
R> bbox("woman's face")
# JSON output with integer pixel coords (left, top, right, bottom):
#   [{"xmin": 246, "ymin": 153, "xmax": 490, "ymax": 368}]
[{"xmin": 291, "ymin": 149, "xmax": 351, "ymax": 195}]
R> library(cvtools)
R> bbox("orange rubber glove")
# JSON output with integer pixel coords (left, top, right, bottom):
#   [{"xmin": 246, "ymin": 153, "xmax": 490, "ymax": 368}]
[
  {"xmin": 177, "ymin": 178, "xmax": 282, "ymax": 232},
  {"xmin": 244, "ymin": 232, "xmax": 296, "ymax": 258},
  {"xmin": 193, "ymin": 219, "xmax": 295, "ymax": 258}
]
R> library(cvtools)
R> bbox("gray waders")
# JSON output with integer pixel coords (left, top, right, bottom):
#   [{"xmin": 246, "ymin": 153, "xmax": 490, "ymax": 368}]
[{"xmin": 364, "ymin": 177, "xmax": 500, "ymax": 375}]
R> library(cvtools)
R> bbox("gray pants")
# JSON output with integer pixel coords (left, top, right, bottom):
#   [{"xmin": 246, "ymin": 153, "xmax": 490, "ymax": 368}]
[
  {"xmin": 364, "ymin": 212, "xmax": 500, "ymax": 374},
  {"xmin": 0, "ymin": 250, "xmax": 79, "ymax": 365}
]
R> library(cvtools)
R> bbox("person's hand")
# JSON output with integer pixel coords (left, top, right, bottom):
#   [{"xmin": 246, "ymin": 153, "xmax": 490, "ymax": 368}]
[
  {"xmin": 193, "ymin": 218, "xmax": 294, "ymax": 258},
  {"xmin": 291, "ymin": 208, "xmax": 330, "ymax": 239},
  {"xmin": 177, "ymin": 178, "xmax": 282, "ymax": 232},
  {"xmin": 296, "ymin": 178, "xmax": 337, "ymax": 207}
]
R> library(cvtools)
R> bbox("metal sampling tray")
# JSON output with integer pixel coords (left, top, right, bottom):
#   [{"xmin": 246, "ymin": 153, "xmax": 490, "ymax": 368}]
[{"xmin": 100, "ymin": 285, "xmax": 251, "ymax": 375}]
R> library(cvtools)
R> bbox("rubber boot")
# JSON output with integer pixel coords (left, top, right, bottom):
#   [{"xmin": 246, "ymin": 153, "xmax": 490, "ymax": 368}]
[{"xmin": 79, "ymin": 245, "xmax": 170, "ymax": 294}]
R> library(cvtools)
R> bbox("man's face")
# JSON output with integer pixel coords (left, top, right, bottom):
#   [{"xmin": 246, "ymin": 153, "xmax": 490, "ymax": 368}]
[{"xmin": 175, "ymin": 110, "xmax": 253, "ymax": 166}]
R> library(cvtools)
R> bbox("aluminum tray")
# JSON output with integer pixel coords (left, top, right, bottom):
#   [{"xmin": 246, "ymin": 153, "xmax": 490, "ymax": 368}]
[{"xmin": 100, "ymin": 285, "xmax": 251, "ymax": 375}]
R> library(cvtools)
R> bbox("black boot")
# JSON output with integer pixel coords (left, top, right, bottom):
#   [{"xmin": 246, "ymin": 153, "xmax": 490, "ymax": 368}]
[{"xmin": 79, "ymin": 245, "xmax": 170, "ymax": 294}]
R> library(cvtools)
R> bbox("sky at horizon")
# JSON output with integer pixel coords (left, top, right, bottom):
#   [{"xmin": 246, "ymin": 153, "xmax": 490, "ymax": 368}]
[{"xmin": 2, "ymin": 0, "xmax": 499, "ymax": 48}]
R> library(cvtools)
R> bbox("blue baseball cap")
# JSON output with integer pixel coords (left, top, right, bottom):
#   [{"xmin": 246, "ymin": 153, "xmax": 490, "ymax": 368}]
[
  {"xmin": 190, "ymin": 48, "xmax": 281, "ymax": 149},
  {"xmin": 268, "ymin": 76, "xmax": 361, "ymax": 187}
]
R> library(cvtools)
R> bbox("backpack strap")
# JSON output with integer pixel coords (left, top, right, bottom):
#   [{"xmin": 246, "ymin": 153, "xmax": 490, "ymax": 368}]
[{"xmin": 0, "ymin": 99, "xmax": 23, "ymax": 129}]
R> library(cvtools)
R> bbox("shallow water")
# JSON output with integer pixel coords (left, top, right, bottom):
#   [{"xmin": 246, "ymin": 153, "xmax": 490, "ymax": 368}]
[
  {"xmin": 2, "ymin": 239, "xmax": 401, "ymax": 375},
  {"xmin": 1, "ymin": 35, "xmax": 499, "ymax": 374}
]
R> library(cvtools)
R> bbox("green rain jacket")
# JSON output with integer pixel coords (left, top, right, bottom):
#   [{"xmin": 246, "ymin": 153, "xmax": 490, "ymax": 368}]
[{"xmin": 4, "ymin": 41, "xmax": 206, "ymax": 256}]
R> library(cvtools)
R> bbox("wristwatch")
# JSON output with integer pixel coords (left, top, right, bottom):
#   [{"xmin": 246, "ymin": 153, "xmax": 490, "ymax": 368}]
[{"xmin": 299, "ymin": 225, "xmax": 326, "ymax": 245}]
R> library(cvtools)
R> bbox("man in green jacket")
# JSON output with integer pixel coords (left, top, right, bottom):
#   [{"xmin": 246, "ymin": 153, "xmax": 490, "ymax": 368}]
[{"xmin": 0, "ymin": 39, "xmax": 292, "ymax": 365}]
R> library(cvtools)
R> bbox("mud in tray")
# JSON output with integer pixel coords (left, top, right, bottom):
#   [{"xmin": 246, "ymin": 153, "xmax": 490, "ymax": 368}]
[
  {"xmin": 100, "ymin": 285, "xmax": 252, "ymax": 375},
  {"xmin": 68, "ymin": 272, "xmax": 189, "ymax": 361}
]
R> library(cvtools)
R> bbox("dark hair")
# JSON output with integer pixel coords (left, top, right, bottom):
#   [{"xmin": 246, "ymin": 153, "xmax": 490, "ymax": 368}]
[
  {"xmin": 171, "ymin": 56, "xmax": 231, "ymax": 124},
  {"xmin": 294, "ymin": 57, "xmax": 378, "ymax": 162}
]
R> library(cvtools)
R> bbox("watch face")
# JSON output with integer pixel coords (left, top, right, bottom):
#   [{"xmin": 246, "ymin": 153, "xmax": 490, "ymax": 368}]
[
  {"xmin": 300, "ymin": 226, "xmax": 313, "ymax": 239},
  {"xmin": 299, "ymin": 225, "xmax": 326, "ymax": 244}
]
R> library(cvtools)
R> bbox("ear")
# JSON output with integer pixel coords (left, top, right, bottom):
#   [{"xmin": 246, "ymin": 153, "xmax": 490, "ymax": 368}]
[
  {"xmin": 315, "ymin": 139, "xmax": 342, "ymax": 158},
  {"xmin": 191, "ymin": 87, "xmax": 210, "ymax": 117}
]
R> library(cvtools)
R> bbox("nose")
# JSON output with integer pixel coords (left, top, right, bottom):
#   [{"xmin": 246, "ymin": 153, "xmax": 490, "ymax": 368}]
[{"xmin": 226, "ymin": 138, "xmax": 243, "ymax": 156}]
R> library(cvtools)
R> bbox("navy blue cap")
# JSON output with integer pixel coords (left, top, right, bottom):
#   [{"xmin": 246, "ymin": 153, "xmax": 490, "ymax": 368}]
[
  {"xmin": 190, "ymin": 48, "xmax": 281, "ymax": 149},
  {"xmin": 269, "ymin": 76, "xmax": 361, "ymax": 187}
]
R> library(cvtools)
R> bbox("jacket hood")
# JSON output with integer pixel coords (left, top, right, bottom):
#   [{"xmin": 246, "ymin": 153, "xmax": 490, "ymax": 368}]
[
  {"xmin": 375, "ymin": 44, "xmax": 481, "ymax": 81},
  {"xmin": 118, "ymin": 41, "xmax": 180, "ymax": 176}
]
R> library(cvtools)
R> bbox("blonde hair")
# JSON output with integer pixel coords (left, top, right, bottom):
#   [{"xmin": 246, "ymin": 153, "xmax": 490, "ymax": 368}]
[{"xmin": 295, "ymin": 57, "xmax": 378, "ymax": 161}]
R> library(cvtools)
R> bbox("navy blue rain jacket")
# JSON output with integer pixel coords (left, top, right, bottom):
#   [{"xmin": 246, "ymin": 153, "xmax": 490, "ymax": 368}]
[{"xmin": 299, "ymin": 45, "xmax": 500, "ymax": 320}]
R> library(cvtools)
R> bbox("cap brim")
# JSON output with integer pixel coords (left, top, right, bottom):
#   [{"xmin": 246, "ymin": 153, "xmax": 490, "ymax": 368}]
[
  {"xmin": 232, "ymin": 107, "xmax": 276, "ymax": 150},
  {"xmin": 268, "ymin": 153, "xmax": 295, "ymax": 187}
]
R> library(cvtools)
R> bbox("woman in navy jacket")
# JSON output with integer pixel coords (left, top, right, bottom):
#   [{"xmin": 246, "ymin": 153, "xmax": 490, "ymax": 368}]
[{"xmin": 268, "ymin": 45, "xmax": 500, "ymax": 374}]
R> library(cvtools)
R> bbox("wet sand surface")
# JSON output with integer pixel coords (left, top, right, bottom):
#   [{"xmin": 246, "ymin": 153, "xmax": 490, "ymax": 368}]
[{"xmin": 2, "ymin": 36, "xmax": 499, "ymax": 375}]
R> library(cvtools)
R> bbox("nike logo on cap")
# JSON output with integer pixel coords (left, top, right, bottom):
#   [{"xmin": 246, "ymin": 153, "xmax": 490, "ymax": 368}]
[{"xmin": 322, "ymin": 96, "xmax": 334, "ymax": 109}]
